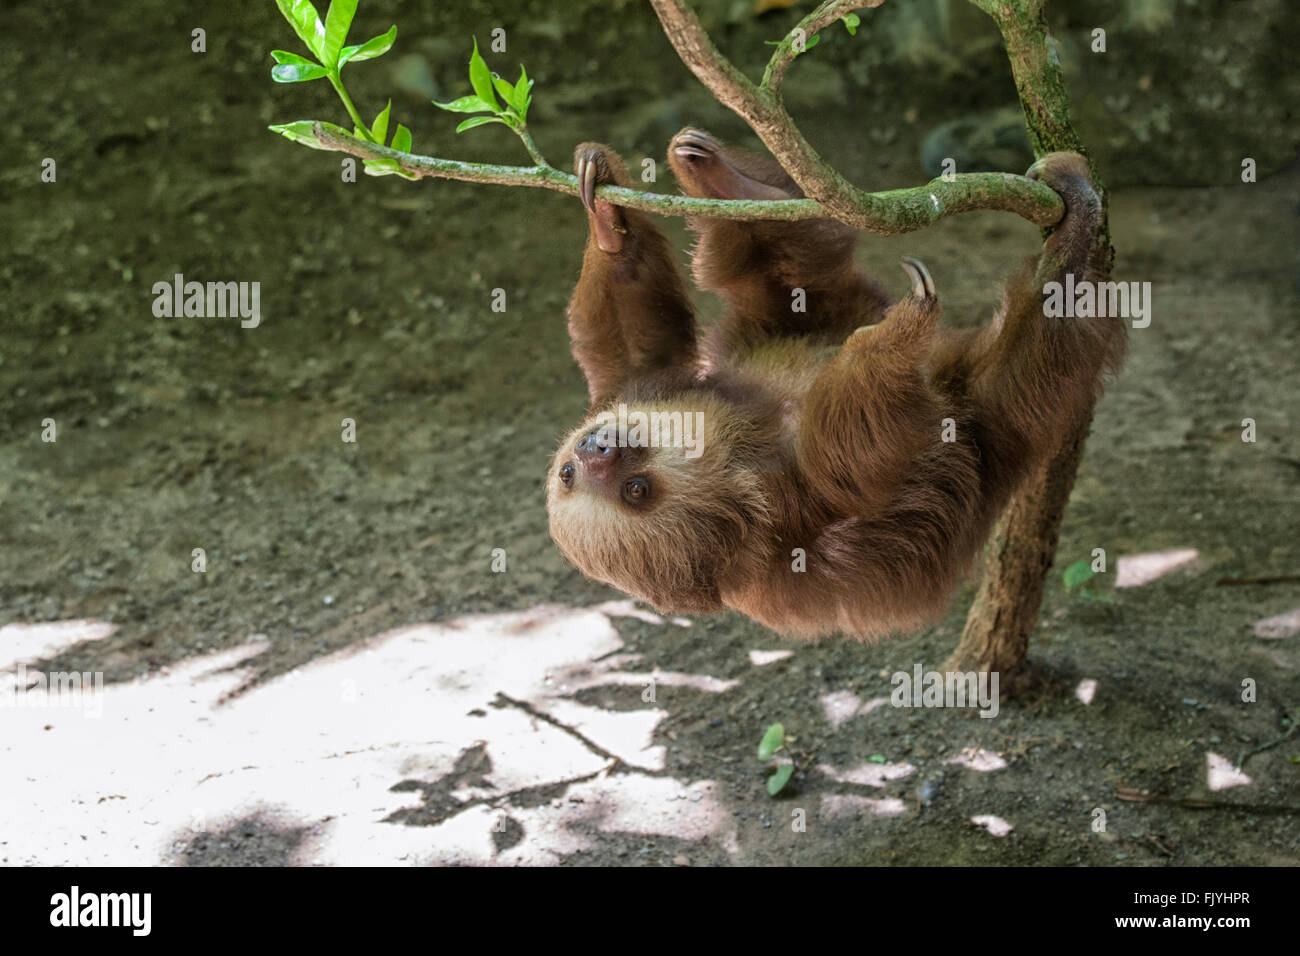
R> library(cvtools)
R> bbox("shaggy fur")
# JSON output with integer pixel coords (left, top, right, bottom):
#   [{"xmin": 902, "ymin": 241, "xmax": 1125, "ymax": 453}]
[{"xmin": 546, "ymin": 128, "xmax": 1126, "ymax": 639}]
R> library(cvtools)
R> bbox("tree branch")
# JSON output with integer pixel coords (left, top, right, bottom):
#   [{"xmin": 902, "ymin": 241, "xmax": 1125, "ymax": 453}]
[
  {"xmin": 761, "ymin": 1, "xmax": 884, "ymax": 93},
  {"xmin": 945, "ymin": 0, "xmax": 1120, "ymax": 683},
  {"xmin": 311, "ymin": 122, "xmax": 1063, "ymax": 230},
  {"xmin": 649, "ymin": 0, "xmax": 880, "ymax": 227}
]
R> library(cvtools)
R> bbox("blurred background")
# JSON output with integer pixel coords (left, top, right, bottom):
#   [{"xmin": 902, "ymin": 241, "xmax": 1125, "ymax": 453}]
[{"xmin": 0, "ymin": 0, "xmax": 1296, "ymax": 866}]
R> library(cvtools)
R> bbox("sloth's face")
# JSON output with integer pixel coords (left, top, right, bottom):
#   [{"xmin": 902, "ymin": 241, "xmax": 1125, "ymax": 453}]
[{"xmin": 545, "ymin": 399, "xmax": 767, "ymax": 613}]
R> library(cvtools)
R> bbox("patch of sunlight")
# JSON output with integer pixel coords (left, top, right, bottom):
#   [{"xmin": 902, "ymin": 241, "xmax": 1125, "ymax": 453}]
[
  {"xmin": 944, "ymin": 748, "xmax": 1007, "ymax": 772},
  {"xmin": 0, "ymin": 619, "xmax": 116, "ymax": 672},
  {"xmin": 819, "ymin": 761, "xmax": 916, "ymax": 788},
  {"xmin": 1253, "ymin": 608, "xmax": 1300, "ymax": 639},
  {"xmin": 820, "ymin": 690, "xmax": 889, "ymax": 730},
  {"xmin": 819, "ymin": 794, "xmax": 908, "ymax": 820},
  {"xmin": 1114, "ymin": 548, "xmax": 1199, "ymax": 587},
  {"xmin": 971, "ymin": 814, "xmax": 1014, "ymax": 837},
  {"xmin": 0, "ymin": 602, "xmax": 740, "ymax": 865},
  {"xmin": 1205, "ymin": 752, "xmax": 1252, "ymax": 791},
  {"xmin": 1075, "ymin": 678, "xmax": 1098, "ymax": 704}
]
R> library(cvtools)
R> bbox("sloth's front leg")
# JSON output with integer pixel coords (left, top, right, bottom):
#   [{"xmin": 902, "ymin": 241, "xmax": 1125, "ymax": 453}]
[{"xmin": 566, "ymin": 143, "xmax": 699, "ymax": 408}]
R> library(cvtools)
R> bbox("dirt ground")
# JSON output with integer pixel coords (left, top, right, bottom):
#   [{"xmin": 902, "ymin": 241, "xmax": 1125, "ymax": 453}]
[{"xmin": 1, "ymin": 1, "xmax": 1297, "ymax": 866}]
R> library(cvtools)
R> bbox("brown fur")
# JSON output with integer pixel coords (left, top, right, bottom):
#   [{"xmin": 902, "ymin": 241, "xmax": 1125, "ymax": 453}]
[{"xmin": 547, "ymin": 129, "xmax": 1126, "ymax": 640}]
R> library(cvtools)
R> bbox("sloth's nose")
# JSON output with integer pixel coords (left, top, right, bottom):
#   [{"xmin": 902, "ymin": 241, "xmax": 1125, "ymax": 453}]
[{"xmin": 575, "ymin": 429, "xmax": 619, "ymax": 476}]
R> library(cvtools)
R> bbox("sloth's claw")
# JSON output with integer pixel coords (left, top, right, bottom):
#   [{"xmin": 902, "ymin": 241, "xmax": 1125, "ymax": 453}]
[
  {"xmin": 668, "ymin": 127, "xmax": 791, "ymax": 201},
  {"xmin": 575, "ymin": 146, "xmax": 627, "ymax": 254},
  {"xmin": 899, "ymin": 256, "xmax": 935, "ymax": 299},
  {"xmin": 578, "ymin": 153, "xmax": 598, "ymax": 216}
]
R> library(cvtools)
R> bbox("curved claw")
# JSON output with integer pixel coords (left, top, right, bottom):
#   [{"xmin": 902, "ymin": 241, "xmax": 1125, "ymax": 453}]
[
  {"xmin": 578, "ymin": 153, "xmax": 598, "ymax": 216},
  {"xmin": 671, "ymin": 127, "xmax": 720, "ymax": 161},
  {"xmin": 899, "ymin": 256, "xmax": 935, "ymax": 299},
  {"xmin": 576, "ymin": 150, "xmax": 625, "ymax": 254},
  {"xmin": 668, "ymin": 127, "xmax": 790, "ymax": 202}
]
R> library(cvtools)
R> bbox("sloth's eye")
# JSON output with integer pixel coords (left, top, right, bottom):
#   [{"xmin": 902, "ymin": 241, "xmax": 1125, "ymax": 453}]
[
  {"xmin": 623, "ymin": 477, "xmax": 650, "ymax": 503},
  {"xmin": 559, "ymin": 462, "xmax": 575, "ymax": 487}
]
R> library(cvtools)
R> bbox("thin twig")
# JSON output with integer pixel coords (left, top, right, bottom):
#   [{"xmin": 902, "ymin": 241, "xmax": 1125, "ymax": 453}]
[
  {"xmin": 1116, "ymin": 788, "xmax": 1300, "ymax": 816},
  {"xmin": 1215, "ymin": 574, "xmax": 1300, "ymax": 586},
  {"xmin": 1236, "ymin": 708, "xmax": 1297, "ymax": 770},
  {"xmin": 311, "ymin": 123, "xmax": 1063, "ymax": 231},
  {"xmin": 761, "ymin": 1, "xmax": 883, "ymax": 93}
]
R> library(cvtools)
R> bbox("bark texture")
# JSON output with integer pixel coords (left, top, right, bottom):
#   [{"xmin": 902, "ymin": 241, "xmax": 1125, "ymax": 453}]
[{"xmin": 945, "ymin": 0, "xmax": 1115, "ymax": 681}]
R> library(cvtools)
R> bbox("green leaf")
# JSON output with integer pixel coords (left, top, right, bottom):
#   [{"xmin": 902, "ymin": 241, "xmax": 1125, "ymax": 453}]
[
  {"xmin": 274, "ymin": 0, "xmax": 326, "ymax": 60},
  {"xmin": 371, "ymin": 99, "xmax": 392, "ymax": 145},
  {"xmin": 515, "ymin": 65, "xmax": 532, "ymax": 120},
  {"xmin": 433, "ymin": 94, "xmax": 497, "ymax": 114},
  {"xmin": 271, "ymin": 61, "xmax": 330, "ymax": 83},
  {"xmin": 339, "ymin": 25, "xmax": 397, "ymax": 66},
  {"xmin": 803, "ymin": 33, "xmax": 821, "ymax": 52},
  {"xmin": 766, "ymin": 764, "xmax": 794, "ymax": 796},
  {"xmin": 867, "ymin": 753, "xmax": 886, "ymax": 764},
  {"xmin": 492, "ymin": 74, "xmax": 518, "ymax": 113},
  {"xmin": 363, "ymin": 157, "xmax": 401, "ymax": 176},
  {"xmin": 271, "ymin": 50, "xmax": 317, "ymax": 66},
  {"xmin": 842, "ymin": 13, "xmax": 860, "ymax": 36},
  {"xmin": 757, "ymin": 722, "xmax": 784, "ymax": 761},
  {"xmin": 321, "ymin": 0, "xmax": 358, "ymax": 66},
  {"xmin": 455, "ymin": 115, "xmax": 508, "ymax": 133},
  {"xmin": 468, "ymin": 37, "xmax": 500, "ymax": 112},
  {"xmin": 267, "ymin": 120, "xmax": 350, "ymax": 151},
  {"xmin": 390, "ymin": 123, "xmax": 412, "ymax": 153},
  {"xmin": 1063, "ymin": 559, "xmax": 1095, "ymax": 591}
]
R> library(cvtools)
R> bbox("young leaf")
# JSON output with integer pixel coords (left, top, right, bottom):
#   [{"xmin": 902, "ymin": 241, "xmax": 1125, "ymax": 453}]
[
  {"xmin": 433, "ymin": 94, "xmax": 497, "ymax": 114},
  {"xmin": 766, "ymin": 764, "xmax": 794, "ymax": 797},
  {"xmin": 268, "ymin": 120, "xmax": 350, "ymax": 150},
  {"xmin": 271, "ymin": 50, "xmax": 318, "ymax": 67},
  {"xmin": 468, "ymin": 38, "xmax": 500, "ymax": 112},
  {"xmin": 321, "ymin": 0, "xmax": 359, "ymax": 66},
  {"xmin": 515, "ymin": 65, "xmax": 532, "ymax": 119},
  {"xmin": 339, "ymin": 25, "xmax": 397, "ymax": 67},
  {"xmin": 274, "ymin": 0, "xmax": 326, "ymax": 60},
  {"xmin": 390, "ymin": 123, "xmax": 412, "ymax": 153},
  {"xmin": 1063, "ymin": 559, "xmax": 1095, "ymax": 591},
  {"xmin": 363, "ymin": 157, "xmax": 401, "ymax": 177},
  {"xmin": 492, "ymin": 74, "xmax": 519, "ymax": 113},
  {"xmin": 757, "ymin": 722, "xmax": 785, "ymax": 761},
  {"xmin": 455, "ymin": 115, "xmax": 508, "ymax": 133},
  {"xmin": 371, "ymin": 99, "xmax": 392, "ymax": 145},
  {"xmin": 803, "ymin": 33, "xmax": 821, "ymax": 52},
  {"xmin": 842, "ymin": 13, "xmax": 861, "ymax": 36},
  {"xmin": 272, "ymin": 61, "xmax": 330, "ymax": 83}
]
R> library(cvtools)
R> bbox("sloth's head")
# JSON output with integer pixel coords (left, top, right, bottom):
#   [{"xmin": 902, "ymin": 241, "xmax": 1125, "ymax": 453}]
[{"xmin": 546, "ymin": 397, "xmax": 770, "ymax": 613}]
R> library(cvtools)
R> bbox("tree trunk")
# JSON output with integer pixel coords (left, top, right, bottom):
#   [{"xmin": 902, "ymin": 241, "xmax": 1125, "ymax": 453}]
[{"xmin": 946, "ymin": 0, "xmax": 1114, "ymax": 684}]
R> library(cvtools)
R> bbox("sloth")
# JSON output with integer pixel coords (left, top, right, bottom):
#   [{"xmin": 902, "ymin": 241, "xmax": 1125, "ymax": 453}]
[{"xmin": 545, "ymin": 128, "xmax": 1125, "ymax": 639}]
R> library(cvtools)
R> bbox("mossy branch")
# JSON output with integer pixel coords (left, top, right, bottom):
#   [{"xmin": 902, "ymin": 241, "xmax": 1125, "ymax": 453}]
[
  {"xmin": 761, "ymin": 1, "xmax": 885, "ymax": 93},
  {"xmin": 945, "ymin": 0, "xmax": 1119, "ymax": 681},
  {"xmin": 311, "ymin": 123, "xmax": 1063, "ymax": 231}
]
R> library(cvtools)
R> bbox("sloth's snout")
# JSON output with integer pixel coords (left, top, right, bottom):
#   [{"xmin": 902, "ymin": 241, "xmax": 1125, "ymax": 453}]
[{"xmin": 575, "ymin": 428, "xmax": 619, "ymax": 478}]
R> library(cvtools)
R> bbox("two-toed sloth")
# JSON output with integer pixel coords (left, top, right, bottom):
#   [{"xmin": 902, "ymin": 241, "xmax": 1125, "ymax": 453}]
[{"xmin": 546, "ymin": 128, "xmax": 1126, "ymax": 639}]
